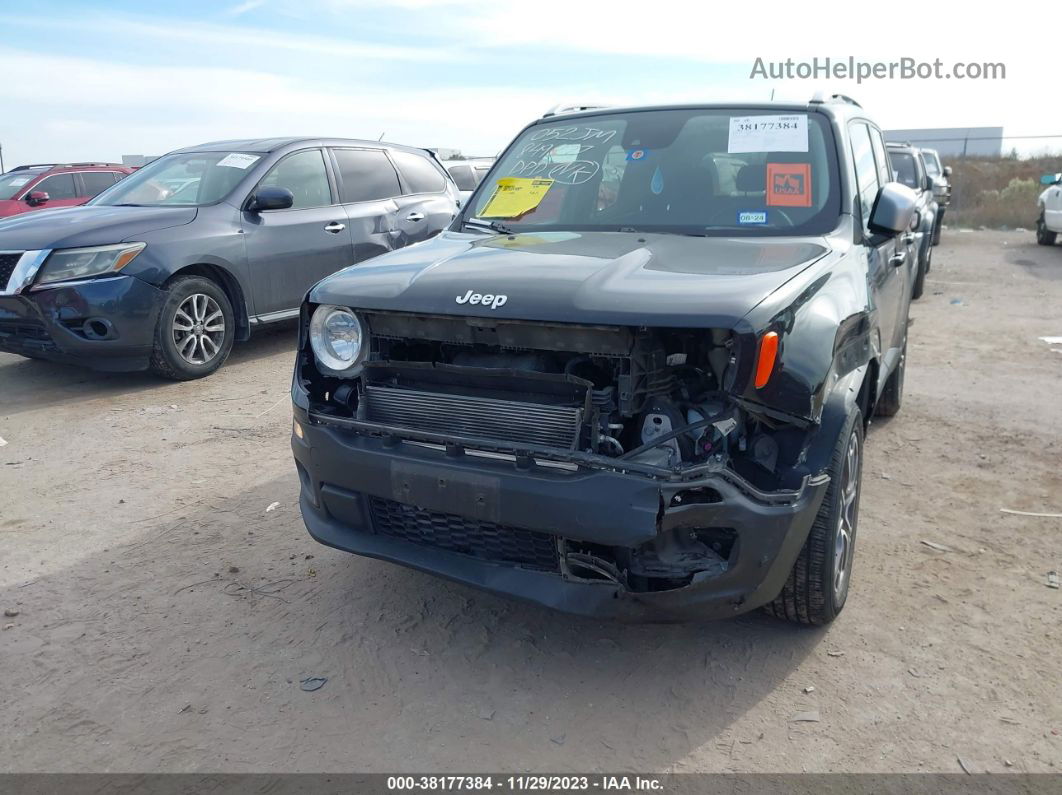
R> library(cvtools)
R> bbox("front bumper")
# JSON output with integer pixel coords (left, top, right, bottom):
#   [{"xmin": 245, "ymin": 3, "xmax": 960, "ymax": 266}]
[
  {"xmin": 292, "ymin": 406, "xmax": 830, "ymax": 622},
  {"xmin": 0, "ymin": 275, "xmax": 165, "ymax": 371}
]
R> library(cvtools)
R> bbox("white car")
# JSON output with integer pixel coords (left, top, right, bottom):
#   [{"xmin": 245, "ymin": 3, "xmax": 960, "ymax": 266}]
[
  {"xmin": 442, "ymin": 158, "xmax": 494, "ymax": 207},
  {"xmin": 1037, "ymin": 173, "xmax": 1062, "ymax": 246}
]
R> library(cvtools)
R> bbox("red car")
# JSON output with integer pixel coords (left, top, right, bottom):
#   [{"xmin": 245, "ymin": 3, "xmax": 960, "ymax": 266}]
[{"xmin": 0, "ymin": 163, "xmax": 135, "ymax": 218}]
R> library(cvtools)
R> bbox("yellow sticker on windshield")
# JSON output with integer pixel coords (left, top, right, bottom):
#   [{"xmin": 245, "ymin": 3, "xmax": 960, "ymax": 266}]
[{"xmin": 479, "ymin": 178, "xmax": 554, "ymax": 219}]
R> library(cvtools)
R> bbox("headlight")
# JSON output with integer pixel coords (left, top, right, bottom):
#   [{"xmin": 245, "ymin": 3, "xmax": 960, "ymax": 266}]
[
  {"xmin": 309, "ymin": 305, "xmax": 364, "ymax": 372},
  {"xmin": 36, "ymin": 243, "xmax": 146, "ymax": 285}
]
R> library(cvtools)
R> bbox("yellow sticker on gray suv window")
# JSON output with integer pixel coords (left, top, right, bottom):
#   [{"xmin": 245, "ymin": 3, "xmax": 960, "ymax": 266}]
[{"xmin": 728, "ymin": 115, "xmax": 808, "ymax": 154}]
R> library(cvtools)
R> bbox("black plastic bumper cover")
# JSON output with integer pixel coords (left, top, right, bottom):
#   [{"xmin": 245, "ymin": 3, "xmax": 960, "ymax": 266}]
[{"xmin": 293, "ymin": 407, "xmax": 830, "ymax": 621}]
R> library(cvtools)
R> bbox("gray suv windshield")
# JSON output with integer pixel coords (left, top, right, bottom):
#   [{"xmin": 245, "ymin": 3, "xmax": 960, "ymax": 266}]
[
  {"xmin": 91, "ymin": 152, "xmax": 259, "ymax": 207},
  {"xmin": 467, "ymin": 108, "xmax": 841, "ymax": 236}
]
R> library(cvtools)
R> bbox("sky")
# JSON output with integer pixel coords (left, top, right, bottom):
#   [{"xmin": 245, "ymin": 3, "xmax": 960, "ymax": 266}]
[{"xmin": 1, "ymin": 0, "xmax": 1060, "ymax": 167}]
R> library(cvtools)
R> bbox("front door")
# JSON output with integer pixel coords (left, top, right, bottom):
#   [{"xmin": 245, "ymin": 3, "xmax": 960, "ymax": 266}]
[
  {"xmin": 851, "ymin": 123, "xmax": 908, "ymax": 373},
  {"xmin": 242, "ymin": 148, "xmax": 354, "ymax": 317}
]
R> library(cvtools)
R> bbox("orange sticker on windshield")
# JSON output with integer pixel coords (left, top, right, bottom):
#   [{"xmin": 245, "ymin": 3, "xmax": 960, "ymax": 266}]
[{"xmin": 766, "ymin": 163, "xmax": 812, "ymax": 207}]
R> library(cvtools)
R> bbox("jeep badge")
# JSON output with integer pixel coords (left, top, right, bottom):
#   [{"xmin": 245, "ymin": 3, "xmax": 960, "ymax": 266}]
[{"xmin": 456, "ymin": 290, "xmax": 507, "ymax": 309}]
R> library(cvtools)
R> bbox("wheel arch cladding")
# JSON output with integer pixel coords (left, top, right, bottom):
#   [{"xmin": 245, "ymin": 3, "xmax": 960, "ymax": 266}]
[{"xmin": 165, "ymin": 263, "xmax": 249, "ymax": 341}]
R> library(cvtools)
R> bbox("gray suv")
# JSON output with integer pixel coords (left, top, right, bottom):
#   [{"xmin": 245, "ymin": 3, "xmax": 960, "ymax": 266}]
[
  {"xmin": 0, "ymin": 137, "xmax": 459, "ymax": 379},
  {"xmin": 886, "ymin": 142, "xmax": 938, "ymax": 299}
]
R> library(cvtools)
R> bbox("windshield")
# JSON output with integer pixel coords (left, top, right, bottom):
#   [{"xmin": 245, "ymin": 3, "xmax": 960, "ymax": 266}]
[
  {"xmin": 0, "ymin": 171, "xmax": 41, "ymax": 200},
  {"xmin": 465, "ymin": 108, "xmax": 840, "ymax": 236},
  {"xmin": 922, "ymin": 151, "xmax": 942, "ymax": 177},
  {"xmin": 90, "ymin": 151, "xmax": 261, "ymax": 207},
  {"xmin": 888, "ymin": 151, "xmax": 920, "ymax": 190}
]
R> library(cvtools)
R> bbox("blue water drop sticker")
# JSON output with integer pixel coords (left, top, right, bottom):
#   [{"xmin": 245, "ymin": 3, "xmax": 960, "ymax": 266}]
[{"xmin": 650, "ymin": 166, "xmax": 664, "ymax": 195}]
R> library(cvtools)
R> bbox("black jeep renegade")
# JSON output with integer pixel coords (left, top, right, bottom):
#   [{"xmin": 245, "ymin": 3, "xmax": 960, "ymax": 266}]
[{"xmin": 290, "ymin": 96, "xmax": 917, "ymax": 624}]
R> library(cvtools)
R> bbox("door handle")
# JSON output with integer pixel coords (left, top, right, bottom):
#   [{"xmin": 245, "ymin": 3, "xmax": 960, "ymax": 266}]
[
  {"xmin": 405, "ymin": 212, "xmax": 425, "ymax": 222},
  {"xmin": 889, "ymin": 251, "xmax": 907, "ymax": 267},
  {"xmin": 902, "ymin": 233, "xmax": 915, "ymax": 246},
  {"xmin": 324, "ymin": 222, "xmax": 345, "ymax": 234}
]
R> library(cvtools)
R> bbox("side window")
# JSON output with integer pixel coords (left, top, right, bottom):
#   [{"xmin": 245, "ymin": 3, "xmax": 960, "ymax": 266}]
[
  {"xmin": 390, "ymin": 150, "xmax": 446, "ymax": 194},
  {"xmin": 258, "ymin": 149, "xmax": 332, "ymax": 210},
  {"xmin": 868, "ymin": 127, "xmax": 891, "ymax": 188},
  {"xmin": 332, "ymin": 149, "xmax": 401, "ymax": 202},
  {"xmin": 849, "ymin": 123, "xmax": 880, "ymax": 235},
  {"xmin": 81, "ymin": 172, "xmax": 117, "ymax": 197},
  {"xmin": 447, "ymin": 165, "xmax": 477, "ymax": 191},
  {"xmin": 32, "ymin": 173, "xmax": 78, "ymax": 200}
]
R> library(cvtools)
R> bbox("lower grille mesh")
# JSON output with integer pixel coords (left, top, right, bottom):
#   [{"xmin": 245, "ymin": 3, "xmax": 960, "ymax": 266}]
[
  {"xmin": 0, "ymin": 253, "xmax": 23, "ymax": 291},
  {"xmin": 369, "ymin": 497, "xmax": 560, "ymax": 571},
  {"xmin": 364, "ymin": 385, "xmax": 581, "ymax": 449}
]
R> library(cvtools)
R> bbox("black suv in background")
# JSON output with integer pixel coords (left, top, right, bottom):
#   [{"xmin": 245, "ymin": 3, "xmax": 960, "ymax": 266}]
[
  {"xmin": 292, "ymin": 97, "xmax": 917, "ymax": 625},
  {"xmin": 0, "ymin": 138, "xmax": 458, "ymax": 379},
  {"xmin": 886, "ymin": 142, "xmax": 938, "ymax": 299}
]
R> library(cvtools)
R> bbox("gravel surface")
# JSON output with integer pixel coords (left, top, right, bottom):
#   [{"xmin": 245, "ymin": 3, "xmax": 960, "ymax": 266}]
[{"xmin": 1, "ymin": 230, "xmax": 1060, "ymax": 773}]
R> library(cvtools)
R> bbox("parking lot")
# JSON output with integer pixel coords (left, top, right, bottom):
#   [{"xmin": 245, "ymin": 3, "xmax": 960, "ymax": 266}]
[{"xmin": 1, "ymin": 229, "xmax": 1060, "ymax": 773}]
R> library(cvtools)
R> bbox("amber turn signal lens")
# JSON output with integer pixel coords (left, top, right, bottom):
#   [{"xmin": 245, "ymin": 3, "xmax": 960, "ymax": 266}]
[{"xmin": 755, "ymin": 332, "xmax": 779, "ymax": 389}]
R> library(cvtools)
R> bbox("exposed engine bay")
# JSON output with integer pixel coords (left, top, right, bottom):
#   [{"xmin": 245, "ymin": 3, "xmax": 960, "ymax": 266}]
[{"xmin": 302, "ymin": 311, "xmax": 803, "ymax": 492}]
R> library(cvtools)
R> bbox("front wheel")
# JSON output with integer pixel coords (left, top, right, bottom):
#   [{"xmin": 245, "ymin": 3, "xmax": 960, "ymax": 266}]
[
  {"xmin": 764, "ymin": 406, "xmax": 864, "ymax": 626},
  {"xmin": 1037, "ymin": 213, "xmax": 1058, "ymax": 246},
  {"xmin": 149, "ymin": 276, "xmax": 235, "ymax": 380}
]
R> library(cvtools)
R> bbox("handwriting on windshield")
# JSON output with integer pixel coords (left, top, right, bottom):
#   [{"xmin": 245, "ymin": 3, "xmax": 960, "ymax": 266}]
[
  {"xmin": 508, "ymin": 159, "xmax": 600, "ymax": 185},
  {"xmin": 500, "ymin": 126, "xmax": 617, "ymax": 185}
]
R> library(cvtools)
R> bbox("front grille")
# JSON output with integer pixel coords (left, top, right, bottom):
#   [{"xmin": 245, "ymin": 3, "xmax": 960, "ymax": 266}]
[
  {"xmin": 0, "ymin": 252, "xmax": 23, "ymax": 291},
  {"xmin": 364, "ymin": 385, "xmax": 582, "ymax": 449},
  {"xmin": 369, "ymin": 497, "xmax": 560, "ymax": 571},
  {"xmin": 0, "ymin": 319, "xmax": 51, "ymax": 343}
]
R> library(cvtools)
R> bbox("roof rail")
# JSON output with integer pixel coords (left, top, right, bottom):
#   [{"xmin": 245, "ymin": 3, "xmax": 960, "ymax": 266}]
[
  {"xmin": 809, "ymin": 92, "xmax": 862, "ymax": 108},
  {"xmin": 12, "ymin": 162, "xmax": 123, "ymax": 171},
  {"xmin": 542, "ymin": 103, "xmax": 610, "ymax": 118}
]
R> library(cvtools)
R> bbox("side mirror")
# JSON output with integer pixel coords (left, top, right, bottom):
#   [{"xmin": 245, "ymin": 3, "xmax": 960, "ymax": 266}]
[
  {"xmin": 26, "ymin": 191, "xmax": 50, "ymax": 207},
  {"xmin": 1040, "ymin": 173, "xmax": 1062, "ymax": 186},
  {"xmin": 924, "ymin": 175, "xmax": 935, "ymax": 192},
  {"xmin": 943, "ymin": 166, "xmax": 952, "ymax": 177},
  {"xmin": 247, "ymin": 187, "xmax": 294, "ymax": 212},
  {"xmin": 869, "ymin": 182, "xmax": 917, "ymax": 236}
]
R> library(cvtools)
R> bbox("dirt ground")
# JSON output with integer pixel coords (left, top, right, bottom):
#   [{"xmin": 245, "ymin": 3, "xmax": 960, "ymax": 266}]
[{"xmin": 1, "ymin": 229, "xmax": 1060, "ymax": 774}]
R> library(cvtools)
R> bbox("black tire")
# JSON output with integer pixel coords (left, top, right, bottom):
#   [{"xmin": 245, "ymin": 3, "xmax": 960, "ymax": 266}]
[
  {"xmin": 1037, "ymin": 212, "xmax": 1057, "ymax": 246},
  {"xmin": 911, "ymin": 246, "xmax": 928, "ymax": 300},
  {"xmin": 931, "ymin": 210, "xmax": 943, "ymax": 246},
  {"xmin": 764, "ymin": 406, "xmax": 864, "ymax": 626},
  {"xmin": 149, "ymin": 276, "xmax": 235, "ymax": 380},
  {"xmin": 874, "ymin": 337, "xmax": 906, "ymax": 418}
]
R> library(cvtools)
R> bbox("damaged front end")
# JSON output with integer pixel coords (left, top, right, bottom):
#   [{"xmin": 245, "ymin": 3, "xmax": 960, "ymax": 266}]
[{"xmin": 292, "ymin": 307, "xmax": 830, "ymax": 619}]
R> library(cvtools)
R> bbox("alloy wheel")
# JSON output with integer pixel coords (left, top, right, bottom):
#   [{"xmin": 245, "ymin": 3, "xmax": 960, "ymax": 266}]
[
  {"xmin": 832, "ymin": 428, "xmax": 861, "ymax": 606},
  {"xmin": 172, "ymin": 293, "xmax": 225, "ymax": 365}
]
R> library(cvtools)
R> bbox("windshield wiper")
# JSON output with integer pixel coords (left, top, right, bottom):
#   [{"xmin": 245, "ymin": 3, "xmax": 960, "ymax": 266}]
[
  {"xmin": 110, "ymin": 203, "xmax": 144, "ymax": 207},
  {"xmin": 463, "ymin": 217, "xmax": 513, "ymax": 235}
]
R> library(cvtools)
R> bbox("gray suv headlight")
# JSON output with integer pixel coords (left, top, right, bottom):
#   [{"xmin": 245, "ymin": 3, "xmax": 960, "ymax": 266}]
[
  {"xmin": 309, "ymin": 305, "xmax": 364, "ymax": 373},
  {"xmin": 36, "ymin": 242, "xmax": 146, "ymax": 285}
]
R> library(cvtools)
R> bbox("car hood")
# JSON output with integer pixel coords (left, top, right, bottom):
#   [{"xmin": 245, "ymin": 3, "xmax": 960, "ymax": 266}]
[
  {"xmin": 312, "ymin": 230, "xmax": 832, "ymax": 329},
  {"xmin": 0, "ymin": 200, "xmax": 28, "ymax": 218},
  {"xmin": 0, "ymin": 205, "xmax": 198, "ymax": 251}
]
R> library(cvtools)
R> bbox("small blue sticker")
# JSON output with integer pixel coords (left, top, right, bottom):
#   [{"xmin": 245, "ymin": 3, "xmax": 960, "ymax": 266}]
[
  {"xmin": 626, "ymin": 148, "xmax": 650, "ymax": 162},
  {"xmin": 650, "ymin": 166, "xmax": 664, "ymax": 195},
  {"xmin": 738, "ymin": 210, "xmax": 768, "ymax": 225}
]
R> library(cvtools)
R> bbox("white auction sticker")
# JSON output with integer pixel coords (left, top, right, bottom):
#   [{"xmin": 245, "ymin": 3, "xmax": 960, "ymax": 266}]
[
  {"xmin": 216, "ymin": 153, "xmax": 260, "ymax": 169},
  {"xmin": 7, "ymin": 177, "xmax": 31, "ymax": 186},
  {"xmin": 728, "ymin": 115, "xmax": 808, "ymax": 153}
]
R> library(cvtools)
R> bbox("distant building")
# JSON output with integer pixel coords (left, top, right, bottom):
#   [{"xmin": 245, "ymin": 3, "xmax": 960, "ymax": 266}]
[
  {"xmin": 884, "ymin": 128, "xmax": 1003, "ymax": 158},
  {"xmin": 121, "ymin": 154, "xmax": 158, "ymax": 167}
]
